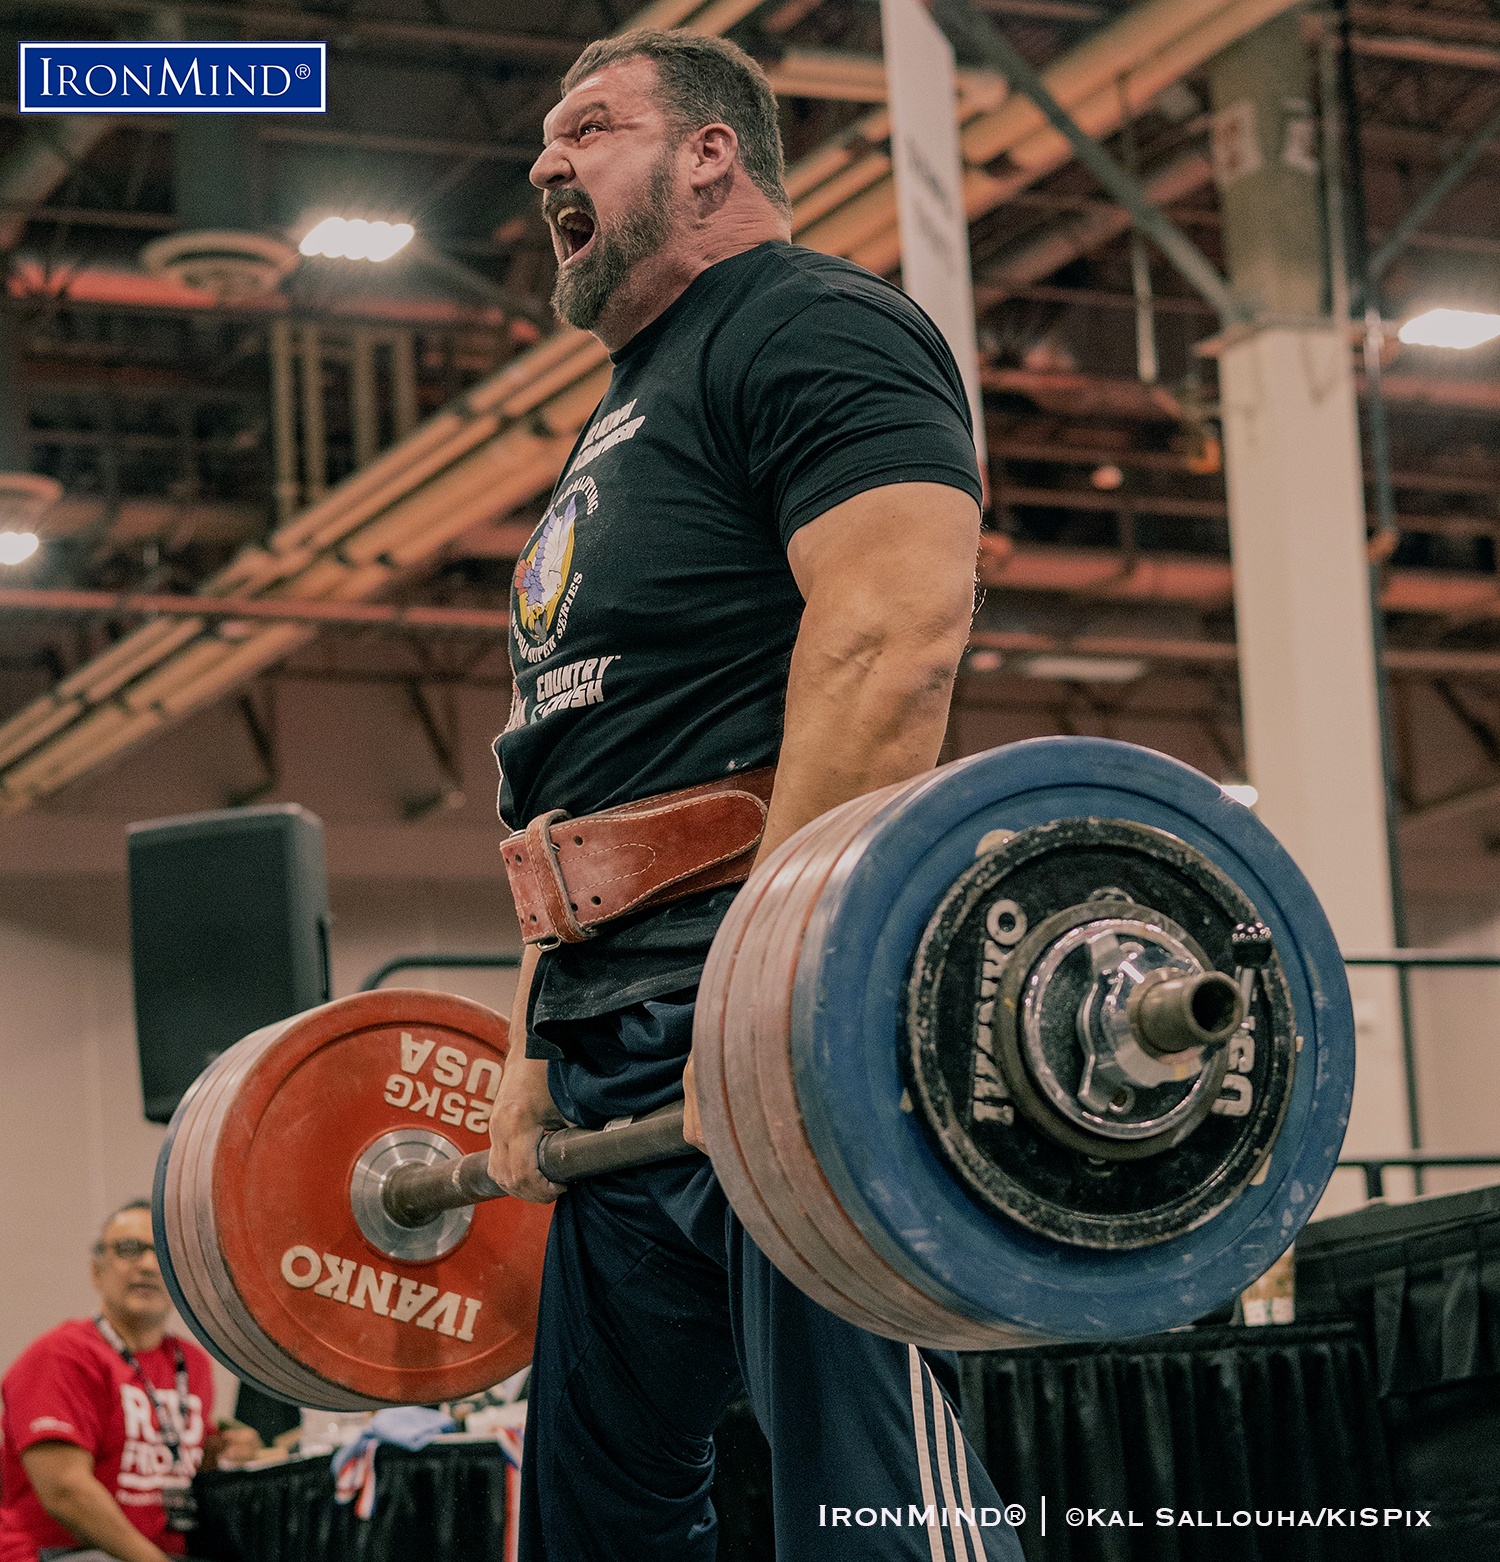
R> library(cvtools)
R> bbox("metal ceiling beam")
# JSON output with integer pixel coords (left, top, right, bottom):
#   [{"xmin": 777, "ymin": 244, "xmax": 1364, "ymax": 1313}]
[
  {"xmin": 8, "ymin": 257, "xmax": 526, "ymax": 326},
  {"xmin": 1361, "ymin": 118, "xmax": 1500, "ymax": 170},
  {"xmin": 1365, "ymin": 98, "xmax": 1500, "ymax": 288},
  {"xmin": 3, "ymin": 0, "xmax": 585, "ymax": 64},
  {"xmin": 987, "ymin": 281, "xmax": 1216, "ymax": 312},
  {"xmin": 967, "ymin": 629, "xmax": 1500, "ymax": 677},
  {"xmin": 1350, "ymin": 4, "xmax": 1500, "ymax": 46},
  {"xmin": 0, "ymin": 0, "xmax": 1348, "ymax": 810},
  {"xmin": 932, "ymin": 0, "xmax": 1249, "ymax": 324},
  {"xmin": 761, "ymin": 49, "xmax": 1009, "ymax": 107},
  {"xmin": 0, "ymin": 585, "xmax": 510, "ymax": 631},
  {"xmin": 976, "ymin": 541, "xmax": 1500, "ymax": 624},
  {"xmin": 993, "ymin": 482, "xmax": 1500, "ymax": 539},
  {"xmin": 982, "ymin": 365, "xmax": 1500, "ymax": 418},
  {"xmin": 0, "ymin": 203, "xmax": 175, "ymax": 232},
  {"xmin": 989, "ymin": 429, "xmax": 1500, "ymax": 496},
  {"xmin": 12, "ymin": 577, "xmax": 1500, "ymax": 670},
  {"xmin": 1349, "ymin": 32, "xmax": 1500, "ymax": 71},
  {"xmin": 258, "ymin": 125, "xmax": 537, "ymax": 163},
  {"xmin": 0, "ymin": 117, "xmax": 119, "ymax": 250},
  {"xmin": 977, "ymin": 0, "xmax": 1108, "ymax": 19},
  {"xmin": 974, "ymin": 144, "xmax": 1215, "ymax": 305}
]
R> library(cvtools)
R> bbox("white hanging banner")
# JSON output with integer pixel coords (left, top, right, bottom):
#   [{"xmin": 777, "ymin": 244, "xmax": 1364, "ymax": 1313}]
[{"xmin": 879, "ymin": 0, "xmax": 987, "ymax": 471}]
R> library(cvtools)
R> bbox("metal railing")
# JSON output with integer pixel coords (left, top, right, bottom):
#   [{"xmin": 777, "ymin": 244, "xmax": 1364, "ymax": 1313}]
[
  {"xmin": 1343, "ymin": 950, "xmax": 1500, "ymax": 969},
  {"xmin": 1340, "ymin": 950, "xmax": 1500, "ymax": 1199},
  {"xmin": 1336, "ymin": 1154, "xmax": 1500, "ymax": 1201},
  {"xmin": 360, "ymin": 951, "xmax": 521, "ymax": 991}
]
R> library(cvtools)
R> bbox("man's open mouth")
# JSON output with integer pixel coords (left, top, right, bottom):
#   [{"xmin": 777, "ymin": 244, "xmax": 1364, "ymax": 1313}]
[{"xmin": 555, "ymin": 207, "xmax": 597, "ymax": 265}]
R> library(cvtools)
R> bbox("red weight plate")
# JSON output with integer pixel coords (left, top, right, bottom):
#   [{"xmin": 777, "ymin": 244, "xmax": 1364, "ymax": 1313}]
[
  {"xmin": 698, "ymin": 803, "xmax": 912, "ymax": 1328},
  {"xmin": 212, "ymin": 990, "xmax": 552, "ymax": 1406},
  {"xmin": 164, "ymin": 1023, "xmax": 332, "ymax": 1405},
  {"xmin": 690, "ymin": 818, "xmax": 796, "ymax": 1268},
  {"xmin": 193, "ymin": 1024, "xmax": 377, "ymax": 1408},
  {"xmin": 771, "ymin": 786, "xmax": 1025, "ymax": 1349},
  {"xmin": 725, "ymin": 792, "xmax": 952, "ymax": 1342},
  {"xmin": 695, "ymin": 817, "xmax": 854, "ymax": 1317},
  {"xmin": 739, "ymin": 789, "xmax": 982, "ymax": 1345}
]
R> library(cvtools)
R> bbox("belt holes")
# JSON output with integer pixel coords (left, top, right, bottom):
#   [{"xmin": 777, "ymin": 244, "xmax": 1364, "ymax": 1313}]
[
  {"xmin": 573, "ymin": 834, "xmax": 583, "ymax": 845},
  {"xmin": 590, "ymin": 895, "xmax": 601, "ymax": 905},
  {"xmin": 570, "ymin": 901, "xmax": 578, "ymax": 910}
]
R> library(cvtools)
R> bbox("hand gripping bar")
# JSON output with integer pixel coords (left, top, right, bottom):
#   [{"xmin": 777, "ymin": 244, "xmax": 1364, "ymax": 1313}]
[{"xmin": 380, "ymin": 1101, "xmax": 692, "ymax": 1228}]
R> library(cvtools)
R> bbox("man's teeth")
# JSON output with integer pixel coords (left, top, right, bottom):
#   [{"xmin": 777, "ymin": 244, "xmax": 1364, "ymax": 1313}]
[{"xmin": 556, "ymin": 210, "xmax": 594, "ymax": 254}]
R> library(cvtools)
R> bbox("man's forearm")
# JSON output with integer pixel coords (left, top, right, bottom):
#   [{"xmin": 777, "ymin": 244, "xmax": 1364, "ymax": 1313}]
[
  {"xmin": 758, "ymin": 481, "xmax": 977, "ymax": 863},
  {"xmin": 495, "ymin": 943, "xmax": 562, "ymax": 1132},
  {"xmin": 487, "ymin": 941, "xmax": 569, "ymax": 1197},
  {"xmin": 757, "ymin": 620, "xmax": 963, "ymax": 863},
  {"xmin": 509, "ymin": 942, "xmax": 541, "ymax": 1051},
  {"xmin": 38, "ymin": 1473, "xmax": 170, "ymax": 1562},
  {"xmin": 682, "ymin": 615, "xmax": 963, "ymax": 1153}
]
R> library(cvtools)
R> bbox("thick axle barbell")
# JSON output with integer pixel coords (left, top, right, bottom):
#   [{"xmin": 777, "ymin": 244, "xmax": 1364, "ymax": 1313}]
[
  {"xmin": 153, "ymin": 737, "xmax": 1356, "ymax": 1410},
  {"xmin": 379, "ymin": 1102, "xmax": 691, "ymax": 1228},
  {"xmin": 375, "ymin": 963, "xmax": 1242, "ymax": 1231}
]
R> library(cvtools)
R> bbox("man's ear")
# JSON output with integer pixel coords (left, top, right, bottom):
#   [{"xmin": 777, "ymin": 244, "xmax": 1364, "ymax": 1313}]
[{"xmin": 688, "ymin": 122, "xmax": 740, "ymax": 190}]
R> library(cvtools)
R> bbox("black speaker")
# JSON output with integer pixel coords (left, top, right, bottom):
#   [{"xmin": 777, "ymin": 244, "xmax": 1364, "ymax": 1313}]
[{"xmin": 128, "ymin": 804, "xmax": 331, "ymax": 1124}]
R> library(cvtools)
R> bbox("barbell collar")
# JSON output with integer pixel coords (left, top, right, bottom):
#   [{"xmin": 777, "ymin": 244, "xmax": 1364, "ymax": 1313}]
[
  {"xmin": 382, "ymin": 1101, "xmax": 692, "ymax": 1228},
  {"xmin": 1129, "ymin": 969, "xmax": 1245, "ymax": 1055}
]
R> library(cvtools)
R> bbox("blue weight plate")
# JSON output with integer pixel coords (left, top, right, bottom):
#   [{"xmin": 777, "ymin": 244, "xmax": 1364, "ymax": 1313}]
[{"xmin": 790, "ymin": 737, "xmax": 1355, "ymax": 1340}]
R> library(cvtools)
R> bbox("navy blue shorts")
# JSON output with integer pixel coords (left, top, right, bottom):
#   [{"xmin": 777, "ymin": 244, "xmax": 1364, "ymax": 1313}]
[{"xmin": 519, "ymin": 994, "xmax": 1026, "ymax": 1561}]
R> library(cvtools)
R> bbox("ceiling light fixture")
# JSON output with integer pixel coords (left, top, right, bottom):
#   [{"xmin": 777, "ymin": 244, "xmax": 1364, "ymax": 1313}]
[
  {"xmin": 1397, "ymin": 308, "xmax": 1500, "ymax": 350},
  {"xmin": 1023, "ymin": 654, "xmax": 1146, "ymax": 683},
  {"xmin": 1090, "ymin": 463, "xmax": 1124, "ymax": 491},
  {"xmin": 1221, "ymin": 783, "xmax": 1258, "ymax": 807},
  {"xmin": 0, "ymin": 530, "xmax": 40, "ymax": 566},
  {"xmin": 299, "ymin": 217, "xmax": 415, "ymax": 263},
  {"xmin": 966, "ymin": 649, "xmax": 1004, "ymax": 673}
]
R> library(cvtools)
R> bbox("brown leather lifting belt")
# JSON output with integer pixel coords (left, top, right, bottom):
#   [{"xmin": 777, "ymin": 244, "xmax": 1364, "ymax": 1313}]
[{"xmin": 501, "ymin": 767, "xmax": 777, "ymax": 948}]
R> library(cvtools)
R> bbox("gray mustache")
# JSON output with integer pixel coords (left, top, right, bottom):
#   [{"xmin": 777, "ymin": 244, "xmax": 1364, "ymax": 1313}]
[{"xmin": 543, "ymin": 190, "xmax": 597, "ymax": 223}]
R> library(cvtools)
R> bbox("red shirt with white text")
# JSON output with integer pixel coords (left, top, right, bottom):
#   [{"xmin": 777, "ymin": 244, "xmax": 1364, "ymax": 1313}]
[{"xmin": 0, "ymin": 1318, "xmax": 214, "ymax": 1562}]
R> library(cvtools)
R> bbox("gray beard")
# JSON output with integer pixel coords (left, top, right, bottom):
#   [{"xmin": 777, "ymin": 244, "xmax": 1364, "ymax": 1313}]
[{"xmin": 551, "ymin": 157, "xmax": 675, "ymax": 333}]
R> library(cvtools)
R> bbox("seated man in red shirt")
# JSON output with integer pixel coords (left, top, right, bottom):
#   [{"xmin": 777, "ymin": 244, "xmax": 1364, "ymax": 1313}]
[{"xmin": 0, "ymin": 1199, "xmax": 257, "ymax": 1562}]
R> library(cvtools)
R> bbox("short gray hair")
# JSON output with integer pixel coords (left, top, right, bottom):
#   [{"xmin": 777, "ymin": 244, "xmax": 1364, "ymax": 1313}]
[
  {"xmin": 562, "ymin": 30, "xmax": 790, "ymax": 215},
  {"xmin": 94, "ymin": 1198, "xmax": 152, "ymax": 1252}
]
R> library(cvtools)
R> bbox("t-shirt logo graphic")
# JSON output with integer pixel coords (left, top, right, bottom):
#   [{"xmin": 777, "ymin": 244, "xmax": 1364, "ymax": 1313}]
[{"xmin": 514, "ymin": 496, "xmax": 577, "ymax": 645}]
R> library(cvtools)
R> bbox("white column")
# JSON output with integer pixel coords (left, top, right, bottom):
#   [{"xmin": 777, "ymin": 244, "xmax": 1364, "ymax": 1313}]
[
  {"xmin": 1219, "ymin": 329, "xmax": 1408, "ymax": 1188},
  {"xmin": 1213, "ymin": 18, "xmax": 1411, "ymax": 1198}
]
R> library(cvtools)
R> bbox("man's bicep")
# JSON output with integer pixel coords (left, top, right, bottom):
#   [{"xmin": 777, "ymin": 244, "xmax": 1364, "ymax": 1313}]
[
  {"xmin": 739, "ymin": 296, "xmax": 982, "ymax": 546},
  {"xmin": 21, "ymin": 1439, "xmax": 94, "ymax": 1498},
  {"xmin": 6, "ymin": 1349, "xmax": 105, "ymax": 1459},
  {"xmin": 786, "ymin": 481, "xmax": 980, "ymax": 633}
]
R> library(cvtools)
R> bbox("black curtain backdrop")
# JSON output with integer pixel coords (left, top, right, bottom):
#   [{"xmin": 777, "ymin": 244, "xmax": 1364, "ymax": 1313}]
[
  {"xmin": 959, "ymin": 1323, "xmax": 1399, "ymax": 1562},
  {"xmin": 1294, "ymin": 1184, "xmax": 1500, "ymax": 1561},
  {"xmin": 194, "ymin": 1325, "xmax": 1394, "ymax": 1562},
  {"xmin": 194, "ymin": 1444, "xmax": 510, "ymax": 1562},
  {"xmin": 196, "ymin": 1192, "xmax": 1500, "ymax": 1562},
  {"xmin": 194, "ymin": 1429, "xmax": 774, "ymax": 1562}
]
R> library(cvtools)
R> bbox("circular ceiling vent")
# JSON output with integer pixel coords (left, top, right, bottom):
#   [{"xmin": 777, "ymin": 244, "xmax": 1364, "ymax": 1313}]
[
  {"xmin": 141, "ymin": 230, "xmax": 299, "ymax": 300},
  {"xmin": 0, "ymin": 471, "xmax": 62, "ymax": 529}
]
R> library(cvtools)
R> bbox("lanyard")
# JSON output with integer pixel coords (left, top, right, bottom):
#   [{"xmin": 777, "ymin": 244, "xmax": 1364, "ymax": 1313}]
[{"xmin": 94, "ymin": 1316, "xmax": 190, "ymax": 1469}]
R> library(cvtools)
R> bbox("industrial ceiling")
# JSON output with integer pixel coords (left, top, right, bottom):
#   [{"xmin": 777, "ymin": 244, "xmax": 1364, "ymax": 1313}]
[{"xmin": 0, "ymin": 0, "xmax": 1498, "ymax": 881}]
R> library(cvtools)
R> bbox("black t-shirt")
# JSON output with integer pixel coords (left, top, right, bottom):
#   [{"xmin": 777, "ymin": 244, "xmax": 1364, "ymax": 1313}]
[{"xmin": 493, "ymin": 241, "xmax": 981, "ymax": 1033}]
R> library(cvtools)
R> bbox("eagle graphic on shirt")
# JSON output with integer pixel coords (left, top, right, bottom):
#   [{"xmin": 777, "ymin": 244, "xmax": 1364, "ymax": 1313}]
[{"xmin": 514, "ymin": 495, "xmax": 576, "ymax": 643}]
